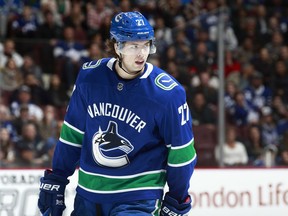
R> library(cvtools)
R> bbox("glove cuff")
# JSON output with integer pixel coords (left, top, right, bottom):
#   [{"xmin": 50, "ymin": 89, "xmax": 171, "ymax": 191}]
[
  {"xmin": 44, "ymin": 169, "xmax": 69, "ymax": 185},
  {"xmin": 164, "ymin": 193, "xmax": 191, "ymax": 211}
]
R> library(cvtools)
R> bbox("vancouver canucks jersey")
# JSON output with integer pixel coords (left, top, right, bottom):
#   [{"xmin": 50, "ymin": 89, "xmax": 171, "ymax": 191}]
[{"xmin": 52, "ymin": 58, "xmax": 197, "ymax": 203}]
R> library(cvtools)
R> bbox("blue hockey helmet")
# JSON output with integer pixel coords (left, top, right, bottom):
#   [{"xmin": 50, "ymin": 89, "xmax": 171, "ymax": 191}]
[{"xmin": 110, "ymin": 11, "xmax": 155, "ymax": 43}]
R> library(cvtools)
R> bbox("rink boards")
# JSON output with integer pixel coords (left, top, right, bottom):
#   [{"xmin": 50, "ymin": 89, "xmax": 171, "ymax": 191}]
[{"xmin": 0, "ymin": 168, "xmax": 287, "ymax": 216}]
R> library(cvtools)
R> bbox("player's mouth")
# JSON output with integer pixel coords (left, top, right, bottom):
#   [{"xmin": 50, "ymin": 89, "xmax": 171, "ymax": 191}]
[{"xmin": 135, "ymin": 60, "xmax": 144, "ymax": 66}]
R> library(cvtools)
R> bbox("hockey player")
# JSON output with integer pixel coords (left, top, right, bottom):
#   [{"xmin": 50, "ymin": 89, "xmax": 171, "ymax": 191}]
[{"xmin": 38, "ymin": 11, "xmax": 197, "ymax": 216}]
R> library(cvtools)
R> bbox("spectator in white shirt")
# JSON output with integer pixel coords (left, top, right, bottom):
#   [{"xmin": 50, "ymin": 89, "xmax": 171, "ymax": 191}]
[{"xmin": 215, "ymin": 125, "xmax": 249, "ymax": 166}]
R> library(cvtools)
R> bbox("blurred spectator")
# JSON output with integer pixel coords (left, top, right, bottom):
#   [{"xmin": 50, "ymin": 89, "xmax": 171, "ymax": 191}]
[
  {"xmin": 23, "ymin": 73, "xmax": 47, "ymax": 105},
  {"xmin": 118, "ymin": 0, "xmax": 132, "ymax": 12},
  {"xmin": 0, "ymin": 38, "xmax": 24, "ymax": 68},
  {"xmin": 271, "ymin": 60, "xmax": 288, "ymax": 104},
  {"xmin": 41, "ymin": 120, "xmax": 63, "ymax": 167},
  {"xmin": 224, "ymin": 80, "xmax": 237, "ymax": 112},
  {"xmin": 0, "ymin": 58, "xmax": 23, "ymax": 100},
  {"xmin": 158, "ymin": 0, "xmax": 184, "ymax": 28},
  {"xmin": 166, "ymin": 60, "xmax": 191, "ymax": 89},
  {"xmin": 36, "ymin": 9, "xmax": 62, "ymax": 74},
  {"xmin": 254, "ymin": 4, "xmax": 269, "ymax": 38},
  {"xmin": 0, "ymin": 0, "xmax": 22, "ymax": 38},
  {"xmin": 279, "ymin": 45, "xmax": 288, "ymax": 68},
  {"xmin": 20, "ymin": 54, "xmax": 44, "ymax": 86},
  {"xmin": 160, "ymin": 45, "xmax": 176, "ymax": 69},
  {"xmin": 238, "ymin": 63, "xmax": 255, "ymax": 90},
  {"xmin": 38, "ymin": 105, "xmax": 59, "ymax": 141},
  {"xmin": 227, "ymin": 91, "xmax": 250, "ymax": 126},
  {"xmin": 243, "ymin": 71, "xmax": 273, "ymax": 123},
  {"xmin": 214, "ymin": 125, "xmax": 249, "ymax": 167},
  {"xmin": 10, "ymin": 85, "xmax": 44, "ymax": 121},
  {"xmin": 193, "ymin": 28, "xmax": 216, "ymax": 57},
  {"xmin": 12, "ymin": 104, "xmax": 31, "ymax": 135},
  {"xmin": 53, "ymin": 26, "xmax": 86, "ymax": 90},
  {"xmin": 172, "ymin": 14, "xmax": 195, "ymax": 44},
  {"xmin": 89, "ymin": 31, "xmax": 105, "ymax": 51},
  {"xmin": 265, "ymin": 15, "xmax": 285, "ymax": 42},
  {"xmin": 224, "ymin": 81, "xmax": 241, "ymax": 123},
  {"xmin": 14, "ymin": 122, "xmax": 47, "ymax": 167},
  {"xmin": 250, "ymin": 47, "xmax": 274, "ymax": 87},
  {"xmin": 10, "ymin": 5, "xmax": 38, "ymax": 37},
  {"xmin": 264, "ymin": 31, "xmax": 285, "ymax": 61},
  {"xmin": 224, "ymin": 50, "xmax": 241, "ymax": 84},
  {"xmin": 277, "ymin": 129, "xmax": 288, "ymax": 165},
  {"xmin": 0, "ymin": 104, "xmax": 18, "ymax": 141},
  {"xmin": 37, "ymin": 0, "xmax": 64, "ymax": 26},
  {"xmin": 190, "ymin": 41, "xmax": 215, "ymax": 73},
  {"xmin": 271, "ymin": 95, "xmax": 288, "ymax": 122},
  {"xmin": 189, "ymin": 91, "xmax": 216, "ymax": 126},
  {"xmin": 63, "ymin": 1, "xmax": 88, "ymax": 45},
  {"xmin": 0, "ymin": 127, "xmax": 15, "ymax": 167},
  {"xmin": 55, "ymin": 0, "xmax": 71, "ymax": 19},
  {"xmin": 245, "ymin": 125, "xmax": 264, "ymax": 165},
  {"xmin": 278, "ymin": 148, "xmax": 288, "ymax": 166},
  {"xmin": 191, "ymin": 69, "xmax": 218, "ymax": 107},
  {"xmin": 237, "ymin": 37, "xmax": 255, "ymax": 64},
  {"xmin": 259, "ymin": 106, "xmax": 280, "ymax": 151},
  {"xmin": 197, "ymin": 0, "xmax": 219, "ymax": 32},
  {"xmin": 209, "ymin": 20, "xmax": 239, "ymax": 51},
  {"xmin": 10, "ymin": 5, "xmax": 39, "ymax": 54},
  {"xmin": 86, "ymin": 0, "xmax": 113, "ymax": 38},
  {"xmin": 154, "ymin": 15, "xmax": 173, "ymax": 53},
  {"xmin": 46, "ymin": 74, "xmax": 69, "ymax": 109},
  {"xmin": 80, "ymin": 42, "xmax": 104, "ymax": 65},
  {"xmin": 237, "ymin": 16, "xmax": 262, "ymax": 50},
  {"xmin": 172, "ymin": 27, "xmax": 193, "ymax": 67},
  {"xmin": 98, "ymin": 12, "xmax": 113, "ymax": 44}
]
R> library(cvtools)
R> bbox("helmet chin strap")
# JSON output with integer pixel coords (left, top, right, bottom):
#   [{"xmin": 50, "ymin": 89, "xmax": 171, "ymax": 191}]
[{"xmin": 117, "ymin": 54, "xmax": 143, "ymax": 76}]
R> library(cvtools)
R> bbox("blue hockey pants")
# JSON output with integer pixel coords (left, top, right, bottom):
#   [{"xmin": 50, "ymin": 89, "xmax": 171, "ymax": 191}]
[{"xmin": 70, "ymin": 193, "xmax": 161, "ymax": 216}]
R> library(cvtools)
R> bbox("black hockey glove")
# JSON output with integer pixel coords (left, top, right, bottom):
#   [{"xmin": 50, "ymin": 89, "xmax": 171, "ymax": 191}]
[
  {"xmin": 160, "ymin": 193, "xmax": 191, "ymax": 216},
  {"xmin": 38, "ymin": 169, "xmax": 69, "ymax": 216}
]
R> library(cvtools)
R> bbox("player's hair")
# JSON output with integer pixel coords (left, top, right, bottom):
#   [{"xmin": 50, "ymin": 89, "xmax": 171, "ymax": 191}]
[{"xmin": 105, "ymin": 38, "xmax": 118, "ymax": 58}]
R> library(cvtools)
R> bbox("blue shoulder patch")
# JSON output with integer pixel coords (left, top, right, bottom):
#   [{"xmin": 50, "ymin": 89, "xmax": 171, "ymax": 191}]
[{"xmin": 155, "ymin": 73, "xmax": 178, "ymax": 90}]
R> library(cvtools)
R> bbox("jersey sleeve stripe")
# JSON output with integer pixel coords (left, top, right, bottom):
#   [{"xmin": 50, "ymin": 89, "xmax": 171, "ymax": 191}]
[
  {"xmin": 167, "ymin": 139, "xmax": 196, "ymax": 166},
  {"xmin": 168, "ymin": 153, "xmax": 197, "ymax": 167},
  {"xmin": 63, "ymin": 120, "xmax": 85, "ymax": 134},
  {"xmin": 170, "ymin": 138, "xmax": 194, "ymax": 150},
  {"xmin": 60, "ymin": 122, "xmax": 84, "ymax": 146},
  {"xmin": 59, "ymin": 137, "xmax": 82, "ymax": 148}
]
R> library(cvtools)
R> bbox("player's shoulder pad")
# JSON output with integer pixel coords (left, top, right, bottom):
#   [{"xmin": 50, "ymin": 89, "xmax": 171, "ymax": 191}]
[
  {"xmin": 77, "ymin": 58, "xmax": 110, "ymax": 82},
  {"xmin": 81, "ymin": 59, "xmax": 103, "ymax": 70},
  {"xmin": 154, "ymin": 72, "xmax": 178, "ymax": 91}
]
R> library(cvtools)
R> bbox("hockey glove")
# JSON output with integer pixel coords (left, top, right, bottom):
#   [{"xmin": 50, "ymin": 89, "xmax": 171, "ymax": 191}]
[
  {"xmin": 38, "ymin": 169, "xmax": 69, "ymax": 216},
  {"xmin": 160, "ymin": 193, "xmax": 191, "ymax": 216}
]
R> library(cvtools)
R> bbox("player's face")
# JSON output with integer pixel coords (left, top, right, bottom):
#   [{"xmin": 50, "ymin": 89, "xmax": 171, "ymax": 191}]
[{"xmin": 117, "ymin": 40, "xmax": 150, "ymax": 72}]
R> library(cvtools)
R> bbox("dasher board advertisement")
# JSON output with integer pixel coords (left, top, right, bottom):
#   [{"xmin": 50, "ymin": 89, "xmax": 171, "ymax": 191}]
[{"xmin": 0, "ymin": 168, "xmax": 287, "ymax": 216}]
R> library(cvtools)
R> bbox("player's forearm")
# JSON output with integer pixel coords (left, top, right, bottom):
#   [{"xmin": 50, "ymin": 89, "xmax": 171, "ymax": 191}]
[
  {"xmin": 166, "ymin": 158, "xmax": 197, "ymax": 202},
  {"xmin": 52, "ymin": 140, "xmax": 81, "ymax": 178}
]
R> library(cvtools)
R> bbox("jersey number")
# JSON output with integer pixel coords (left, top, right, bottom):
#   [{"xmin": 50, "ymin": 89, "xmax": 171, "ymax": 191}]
[{"xmin": 178, "ymin": 102, "xmax": 189, "ymax": 125}]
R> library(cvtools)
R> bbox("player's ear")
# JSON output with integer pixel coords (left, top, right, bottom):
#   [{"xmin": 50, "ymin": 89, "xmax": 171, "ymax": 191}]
[{"xmin": 114, "ymin": 43, "xmax": 120, "ymax": 56}]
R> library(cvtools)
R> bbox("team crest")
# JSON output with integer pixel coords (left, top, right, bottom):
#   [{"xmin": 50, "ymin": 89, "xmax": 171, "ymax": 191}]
[
  {"xmin": 92, "ymin": 121, "xmax": 134, "ymax": 168},
  {"xmin": 155, "ymin": 73, "xmax": 178, "ymax": 90}
]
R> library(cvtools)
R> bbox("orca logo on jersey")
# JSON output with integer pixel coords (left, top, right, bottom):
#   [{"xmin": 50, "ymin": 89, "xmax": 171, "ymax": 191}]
[
  {"xmin": 155, "ymin": 73, "xmax": 178, "ymax": 90},
  {"xmin": 92, "ymin": 121, "xmax": 134, "ymax": 168}
]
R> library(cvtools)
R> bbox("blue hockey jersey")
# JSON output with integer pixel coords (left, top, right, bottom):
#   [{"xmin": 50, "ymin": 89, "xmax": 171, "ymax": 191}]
[{"xmin": 52, "ymin": 58, "xmax": 197, "ymax": 203}]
